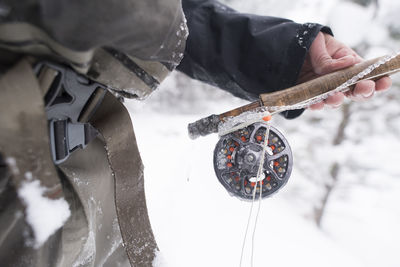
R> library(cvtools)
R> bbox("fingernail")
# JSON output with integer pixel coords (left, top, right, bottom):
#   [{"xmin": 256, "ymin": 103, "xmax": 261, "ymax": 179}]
[{"xmin": 362, "ymin": 90, "xmax": 374, "ymax": 98}]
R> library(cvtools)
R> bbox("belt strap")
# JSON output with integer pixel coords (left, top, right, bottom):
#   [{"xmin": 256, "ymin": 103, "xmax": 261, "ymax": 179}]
[
  {"xmin": 0, "ymin": 59, "xmax": 62, "ymax": 198},
  {"xmin": 90, "ymin": 92, "xmax": 158, "ymax": 266}
]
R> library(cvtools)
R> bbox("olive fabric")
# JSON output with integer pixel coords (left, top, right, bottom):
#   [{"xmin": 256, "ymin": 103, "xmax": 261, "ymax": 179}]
[
  {"xmin": 0, "ymin": 0, "xmax": 187, "ymax": 99},
  {"xmin": 0, "ymin": 59, "xmax": 66, "ymax": 267},
  {"xmin": 0, "ymin": 0, "xmax": 186, "ymax": 66},
  {"xmin": 0, "ymin": 60, "xmax": 142, "ymax": 267}
]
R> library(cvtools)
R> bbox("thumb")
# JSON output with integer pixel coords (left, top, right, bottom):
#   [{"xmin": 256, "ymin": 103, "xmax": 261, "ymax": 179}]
[{"xmin": 310, "ymin": 33, "xmax": 356, "ymax": 75}]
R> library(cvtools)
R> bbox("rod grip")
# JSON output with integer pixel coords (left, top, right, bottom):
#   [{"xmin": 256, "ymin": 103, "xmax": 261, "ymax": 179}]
[{"xmin": 260, "ymin": 55, "xmax": 400, "ymax": 107}]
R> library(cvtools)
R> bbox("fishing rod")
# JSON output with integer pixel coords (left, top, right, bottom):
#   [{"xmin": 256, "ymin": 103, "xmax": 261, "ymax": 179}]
[{"xmin": 188, "ymin": 53, "xmax": 400, "ymax": 200}]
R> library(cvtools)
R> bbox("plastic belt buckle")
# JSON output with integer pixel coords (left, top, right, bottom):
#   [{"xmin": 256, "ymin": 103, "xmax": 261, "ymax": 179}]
[{"xmin": 34, "ymin": 62, "xmax": 107, "ymax": 165}]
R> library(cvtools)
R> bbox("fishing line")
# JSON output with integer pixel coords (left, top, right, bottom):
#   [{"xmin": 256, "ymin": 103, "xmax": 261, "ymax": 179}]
[{"xmin": 240, "ymin": 120, "xmax": 271, "ymax": 267}]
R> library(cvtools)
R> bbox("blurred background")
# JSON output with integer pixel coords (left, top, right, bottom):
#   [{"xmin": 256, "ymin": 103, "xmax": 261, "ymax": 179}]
[{"xmin": 126, "ymin": 0, "xmax": 400, "ymax": 266}]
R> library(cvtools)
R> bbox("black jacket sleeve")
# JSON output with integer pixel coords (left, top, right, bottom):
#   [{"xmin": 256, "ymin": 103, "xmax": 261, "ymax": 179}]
[{"xmin": 177, "ymin": 0, "xmax": 332, "ymax": 118}]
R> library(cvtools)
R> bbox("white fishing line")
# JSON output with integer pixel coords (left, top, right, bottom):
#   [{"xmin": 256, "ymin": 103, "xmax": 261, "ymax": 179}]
[
  {"xmin": 240, "ymin": 121, "xmax": 271, "ymax": 267},
  {"xmin": 240, "ymin": 179, "xmax": 257, "ymax": 267}
]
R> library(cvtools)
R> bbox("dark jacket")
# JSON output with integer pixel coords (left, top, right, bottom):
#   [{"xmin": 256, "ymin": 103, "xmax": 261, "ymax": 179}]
[{"xmin": 178, "ymin": 0, "xmax": 332, "ymax": 118}]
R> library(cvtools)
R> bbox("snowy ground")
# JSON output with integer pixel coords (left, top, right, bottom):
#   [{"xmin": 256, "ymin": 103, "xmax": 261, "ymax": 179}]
[
  {"xmin": 129, "ymin": 92, "xmax": 400, "ymax": 267},
  {"xmin": 126, "ymin": 0, "xmax": 400, "ymax": 266}
]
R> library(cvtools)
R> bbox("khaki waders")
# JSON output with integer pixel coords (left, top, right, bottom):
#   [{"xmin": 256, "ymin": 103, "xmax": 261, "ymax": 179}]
[{"xmin": 0, "ymin": 59, "xmax": 158, "ymax": 266}]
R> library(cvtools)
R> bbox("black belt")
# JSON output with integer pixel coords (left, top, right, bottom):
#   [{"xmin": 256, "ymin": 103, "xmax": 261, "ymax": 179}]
[{"xmin": 34, "ymin": 62, "xmax": 107, "ymax": 164}]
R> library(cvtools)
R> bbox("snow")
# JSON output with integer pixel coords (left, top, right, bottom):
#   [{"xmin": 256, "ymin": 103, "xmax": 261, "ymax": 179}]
[
  {"xmin": 126, "ymin": 1, "xmax": 400, "ymax": 266},
  {"xmin": 17, "ymin": 177, "xmax": 71, "ymax": 248},
  {"xmin": 152, "ymin": 250, "xmax": 168, "ymax": 267},
  {"xmin": 131, "ymin": 97, "xmax": 400, "ymax": 267},
  {"xmin": 328, "ymin": 2, "xmax": 376, "ymax": 47},
  {"xmin": 5, "ymin": 157, "xmax": 19, "ymax": 176},
  {"xmin": 131, "ymin": 112, "xmax": 364, "ymax": 267}
]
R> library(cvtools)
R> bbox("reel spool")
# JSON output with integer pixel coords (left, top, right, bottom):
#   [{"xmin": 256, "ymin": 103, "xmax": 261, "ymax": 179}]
[{"xmin": 213, "ymin": 122, "xmax": 293, "ymax": 200}]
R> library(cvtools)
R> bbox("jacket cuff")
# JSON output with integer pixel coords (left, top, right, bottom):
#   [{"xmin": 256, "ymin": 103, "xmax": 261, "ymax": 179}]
[{"xmin": 280, "ymin": 23, "xmax": 332, "ymax": 119}]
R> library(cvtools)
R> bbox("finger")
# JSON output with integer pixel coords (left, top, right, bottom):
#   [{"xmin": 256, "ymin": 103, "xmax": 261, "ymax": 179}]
[
  {"xmin": 324, "ymin": 92, "xmax": 345, "ymax": 107},
  {"xmin": 352, "ymin": 80, "xmax": 375, "ymax": 99},
  {"xmin": 332, "ymin": 46, "xmax": 355, "ymax": 59},
  {"xmin": 310, "ymin": 33, "xmax": 358, "ymax": 75},
  {"xmin": 330, "ymin": 46, "xmax": 363, "ymax": 64},
  {"xmin": 322, "ymin": 55, "xmax": 357, "ymax": 74},
  {"xmin": 309, "ymin": 33, "xmax": 334, "ymax": 75},
  {"xmin": 375, "ymin": 76, "xmax": 392, "ymax": 91},
  {"xmin": 309, "ymin": 101, "xmax": 325, "ymax": 110}
]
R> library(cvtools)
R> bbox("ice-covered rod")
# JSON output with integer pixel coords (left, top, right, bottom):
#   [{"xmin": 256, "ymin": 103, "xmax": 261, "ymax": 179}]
[{"xmin": 188, "ymin": 54, "xmax": 400, "ymax": 139}]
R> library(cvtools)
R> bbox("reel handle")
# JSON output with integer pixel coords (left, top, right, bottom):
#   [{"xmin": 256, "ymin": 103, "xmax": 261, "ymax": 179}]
[
  {"xmin": 188, "ymin": 114, "xmax": 220, "ymax": 139},
  {"xmin": 188, "ymin": 54, "xmax": 400, "ymax": 139}
]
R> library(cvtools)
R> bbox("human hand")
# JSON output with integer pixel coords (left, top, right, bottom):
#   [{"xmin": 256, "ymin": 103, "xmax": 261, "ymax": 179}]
[{"xmin": 298, "ymin": 32, "xmax": 392, "ymax": 110}]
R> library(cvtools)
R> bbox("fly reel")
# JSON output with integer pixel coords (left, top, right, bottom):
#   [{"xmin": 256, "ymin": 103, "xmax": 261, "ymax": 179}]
[{"xmin": 213, "ymin": 122, "xmax": 293, "ymax": 200}]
